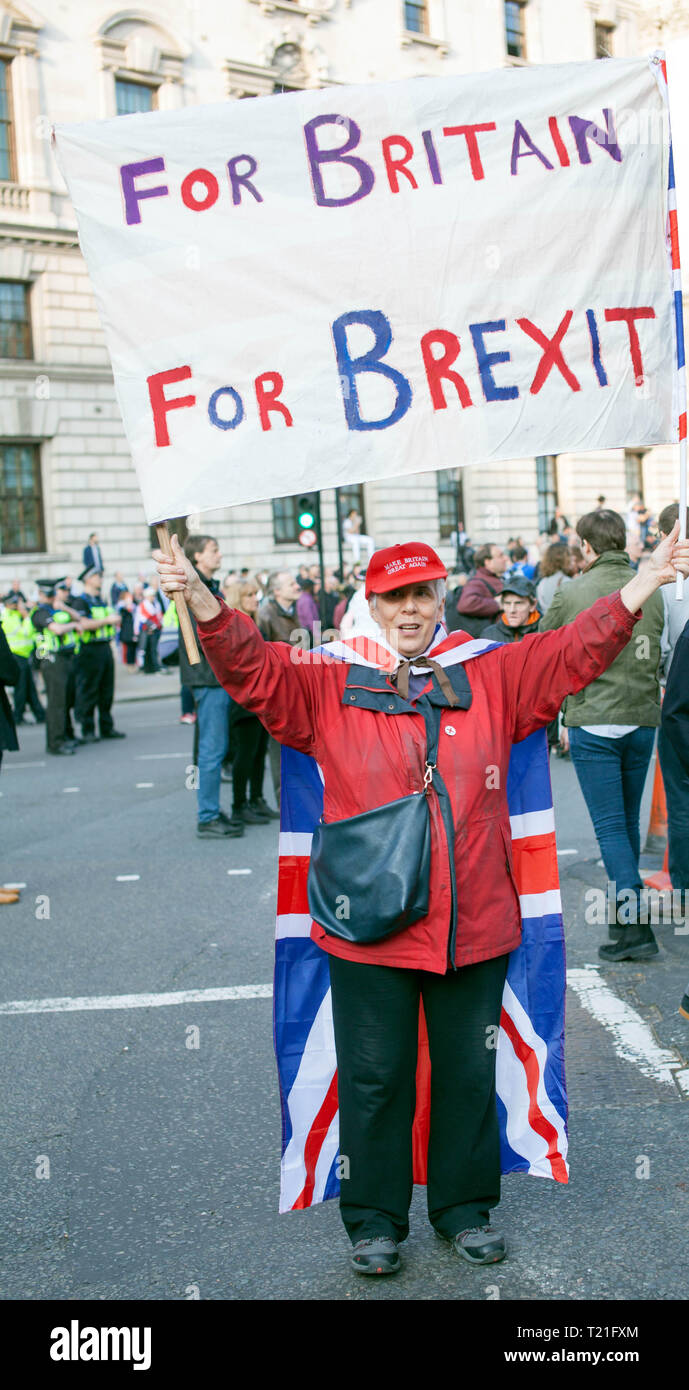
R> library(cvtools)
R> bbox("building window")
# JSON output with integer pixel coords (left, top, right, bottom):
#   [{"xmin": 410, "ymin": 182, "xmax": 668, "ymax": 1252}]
[
  {"xmin": 115, "ymin": 79, "xmax": 158, "ymax": 116},
  {"xmin": 536, "ymin": 455, "xmax": 558, "ymax": 534},
  {"xmin": 337, "ymin": 485, "xmax": 367, "ymax": 534},
  {"xmin": 404, "ymin": 1, "xmax": 428, "ymax": 34},
  {"xmin": 0, "ymin": 282, "xmax": 32, "ymax": 359},
  {"xmin": 504, "ymin": 1, "xmax": 526, "ymax": 60},
  {"xmin": 272, "ymin": 495, "xmax": 301, "ymax": 544},
  {"xmin": 148, "ymin": 515, "xmax": 188, "ymax": 553},
  {"xmin": 624, "ymin": 449, "xmax": 645, "ymax": 501},
  {"xmin": 595, "ymin": 22, "xmax": 614, "ymax": 59},
  {"xmin": 0, "ymin": 443, "xmax": 45, "ymax": 553},
  {"xmin": 0, "ymin": 59, "xmax": 15, "ymax": 182},
  {"xmin": 436, "ymin": 469, "xmax": 465, "ymax": 540}
]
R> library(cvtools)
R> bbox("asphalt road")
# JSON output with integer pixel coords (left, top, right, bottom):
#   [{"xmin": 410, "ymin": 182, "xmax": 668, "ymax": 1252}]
[{"xmin": 1, "ymin": 695, "xmax": 688, "ymax": 1302}]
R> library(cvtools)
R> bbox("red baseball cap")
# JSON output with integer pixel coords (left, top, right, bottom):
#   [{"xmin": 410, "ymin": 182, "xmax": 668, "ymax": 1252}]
[{"xmin": 365, "ymin": 542, "xmax": 448, "ymax": 598}]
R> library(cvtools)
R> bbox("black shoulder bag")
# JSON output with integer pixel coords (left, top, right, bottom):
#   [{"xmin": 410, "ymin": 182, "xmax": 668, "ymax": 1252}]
[{"xmin": 307, "ymin": 703, "xmax": 441, "ymax": 944}]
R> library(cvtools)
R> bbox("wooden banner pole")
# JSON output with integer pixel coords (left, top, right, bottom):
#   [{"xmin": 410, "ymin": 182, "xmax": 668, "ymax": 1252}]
[{"xmin": 155, "ymin": 523, "xmax": 201, "ymax": 665}]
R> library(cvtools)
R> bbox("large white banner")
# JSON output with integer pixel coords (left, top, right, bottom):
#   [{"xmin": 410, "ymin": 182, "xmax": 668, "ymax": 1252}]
[{"xmin": 53, "ymin": 57, "xmax": 676, "ymax": 524}]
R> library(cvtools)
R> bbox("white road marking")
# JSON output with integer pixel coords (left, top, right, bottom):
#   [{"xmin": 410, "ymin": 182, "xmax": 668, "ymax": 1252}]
[
  {"xmin": 136, "ymin": 782, "xmax": 154, "ymax": 788},
  {"xmin": 0, "ymin": 983, "xmax": 274, "ymax": 1016},
  {"xmin": 3, "ymin": 882, "xmax": 26, "ymax": 890},
  {"xmin": 116, "ymin": 874, "xmax": 140, "ymax": 882},
  {"xmin": 567, "ymin": 965, "xmax": 689, "ymax": 1096},
  {"xmin": 228, "ymin": 869, "xmax": 252, "ymax": 875},
  {"xmin": 4, "ymin": 761, "xmax": 47, "ymax": 769},
  {"xmin": 557, "ymin": 849, "xmax": 578, "ymax": 856},
  {"xmin": 63, "ymin": 787, "xmax": 79, "ymax": 793},
  {"xmin": 135, "ymin": 753, "xmax": 187, "ymax": 760}
]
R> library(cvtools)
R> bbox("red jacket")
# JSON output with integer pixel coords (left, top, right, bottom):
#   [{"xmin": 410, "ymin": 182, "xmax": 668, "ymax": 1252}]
[
  {"xmin": 456, "ymin": 567, "xmax": 503, "ymax": 619},
  {"xmin": 197, "ymin": 592, "xmax": 639, "ymax": 973}
]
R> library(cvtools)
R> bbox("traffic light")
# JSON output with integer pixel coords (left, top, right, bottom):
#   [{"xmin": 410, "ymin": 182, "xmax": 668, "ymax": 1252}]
[{"xmin": 297, "ymin": 493, "xmax": 319, "ymax": 549}]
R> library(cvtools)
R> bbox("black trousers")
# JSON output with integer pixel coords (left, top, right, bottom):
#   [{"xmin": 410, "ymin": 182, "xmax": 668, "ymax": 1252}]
[
  {"xmin": 231, "ymin": 714, "xmax": 268, "ymax": 809},
  {"xmin": 75, "ymin": 643, "xmax": 115, "ymax": 736},
  {"xmin": 328, "ymin": 951, "xmax": 509, "ymax": 1244},
  {"xmin": 658, "ymin": 727, "xmax": 689, "ymax": 891},
  {"xmin": 13, "ymin": 655, "xmax": 45, "ymax": 722},
  {"xmin": 41, "ymin": 653, "xmax": 76, "ymax": 751}
]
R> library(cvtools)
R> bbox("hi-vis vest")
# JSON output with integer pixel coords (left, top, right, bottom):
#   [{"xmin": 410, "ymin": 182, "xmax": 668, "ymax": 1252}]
[
  {"xmin": 162, "ymin": 601, "xmax": 179, "ymax": 630},
  {"xmin": 1, "ymin": 608, "xmax": 34, "ymax": 658},
  {"xmin": 79, "ymin": 602, "xmax": 115, "ymax": 645},
  {"xmin": 35, "ymin": 606, "xmax": 80, "ymax": 657}
]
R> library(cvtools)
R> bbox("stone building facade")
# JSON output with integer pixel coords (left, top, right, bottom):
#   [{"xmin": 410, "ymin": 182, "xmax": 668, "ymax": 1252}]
[{"xmin": 0, "ymin": 0, "xmax": 687, "ymax": 589}]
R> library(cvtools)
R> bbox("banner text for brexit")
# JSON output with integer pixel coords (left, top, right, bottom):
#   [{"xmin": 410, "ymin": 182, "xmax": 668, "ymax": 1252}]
[
  {"xmin": 146, "ymin": 302, "xmax": 655, "ymax": 446},
  {"xmin": 119, "ymin": 106, "xmax": 656, "ymax": 446}
]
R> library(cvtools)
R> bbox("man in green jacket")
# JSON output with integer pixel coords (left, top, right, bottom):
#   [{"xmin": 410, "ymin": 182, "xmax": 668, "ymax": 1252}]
[{"xmin": 540, "ymin": 509, "xmax": 664, "ymax": 962}]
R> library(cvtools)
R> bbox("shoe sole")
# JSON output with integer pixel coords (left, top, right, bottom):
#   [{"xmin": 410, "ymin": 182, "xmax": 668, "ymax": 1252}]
[
  {"xmin": 598, "ymin": 944, "xmax": 659, "ymax": 962},
  {"xmin": 453, "ymin": 1245, "xmax": 506, "ymax": 1265},
  {"xmin": 351, "ymin": 1258, "xmax": 400, "ymax": 1275},
  {"xmin": 679, "ymin": 1005, "xmax": 689, "ymax": 1020}
]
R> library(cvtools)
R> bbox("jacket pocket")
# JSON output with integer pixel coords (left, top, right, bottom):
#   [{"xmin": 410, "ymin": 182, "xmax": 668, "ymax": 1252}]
[{"xmin": 500, "ymin": 823, "xmax": 522, "ymax": 916}]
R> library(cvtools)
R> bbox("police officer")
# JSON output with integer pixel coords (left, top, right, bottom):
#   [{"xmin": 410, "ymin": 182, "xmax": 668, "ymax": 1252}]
[
  {"xmin": 0, "ymin": 593, "xmax": 45, "ymax": 725},
  {"xmin": 72, "ymin": 568, "xmax": 125, "ymax": 743},
  {"xmin": 31, "ymin": 578, "xmax": 83, "ymax": 756}
]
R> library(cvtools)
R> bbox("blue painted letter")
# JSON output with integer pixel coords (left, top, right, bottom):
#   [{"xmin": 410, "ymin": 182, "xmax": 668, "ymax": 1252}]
[
  {"xmin": 332, "ymin": 310, "xmax": 412, "ymax": 431},
  {"xmin": 470, "ymin": 320, "xmax": 519, "ymax": 401}
]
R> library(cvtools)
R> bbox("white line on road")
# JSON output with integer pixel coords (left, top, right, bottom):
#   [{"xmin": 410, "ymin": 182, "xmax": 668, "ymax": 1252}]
[
  {"xmin": 136, "ymin": 783, "xmax": 154, "ymax": 788},
  {"xmin": 567, "ymin": 965, "xmax": 689, "ymax": 1096},
  {"xmin": 4, "ymin": 761, "xmax": 47, "ymax": 769},
  {"xmin": 63, "ymin": 787, "xmax": 79, "ymax": 793},
  {"xmin": 3, "ymin": 882, "xmax": 26, "ymax": 889},
  {"xmin": 116, "ymin": 875, "xmax": 140, "ymax": 882},
  {"xmin": 0, "ymin": 983, "xmax": 273, "ymax": 1016},
  {"xmin": 557, "ymin": 849, "xmax": 578, "ymax": 856},
  {"xmin": 228, "ymin": 869, "xmax": 252, "ymax": 875},
  {"xmin": 135, "ymin": 753, "xmax": 187, "ymax": 760}
]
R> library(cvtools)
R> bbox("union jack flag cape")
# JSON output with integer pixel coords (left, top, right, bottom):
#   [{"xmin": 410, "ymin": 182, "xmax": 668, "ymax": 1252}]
[{"xmin": 273, "ymin": 628, "xmax": 569, "ymax": 1213}]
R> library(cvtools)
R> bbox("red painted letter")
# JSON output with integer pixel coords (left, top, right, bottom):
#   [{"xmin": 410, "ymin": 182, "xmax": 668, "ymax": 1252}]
[
  {"xmin": 255, "ymin": 372, "xmax": 293, "ymax": 431},
  {"xmin": 604, "ymin": 307, "xmax": 656, "ymax": 385},
  {"xmin": 181, "ymin": 168, "xmax": 219, "ymax": 212},
  {"xmin": 421, "ymin": 330, "xmax": 473, "ymax": 410},
  {"xmin": 442, "ymin": 123, "xmax": 497, "ymax": 180},
  {"xmin": 382, "ymin": 135, "xmax": 418, "ymax": 192},
  {"xmin": 516, "ymin": 311, "xmax": 580, "ymax": 394},
  {"xmin": 147, "ymin": 366, "xmax": 196, "ymax": 447}
]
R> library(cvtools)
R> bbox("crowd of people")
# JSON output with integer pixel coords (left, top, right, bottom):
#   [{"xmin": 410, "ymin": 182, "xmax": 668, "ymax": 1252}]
[{"xmin": 2, "ymin": 506, "xmax": 688, "ymax": 982}]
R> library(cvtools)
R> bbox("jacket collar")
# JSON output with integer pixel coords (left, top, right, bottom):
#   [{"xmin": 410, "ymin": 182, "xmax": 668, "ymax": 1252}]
[{"xmin": 586, "ymin": 550, "xmax": 631, "ymax": 572}]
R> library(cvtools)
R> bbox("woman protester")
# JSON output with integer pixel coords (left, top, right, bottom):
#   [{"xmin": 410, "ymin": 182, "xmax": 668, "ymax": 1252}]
[
  {"xmin": 223, "ymin": 579, "xmax": 279, "ymax": 829},
  {"xmin": 154, "ymin": 526, "xmax": 689, "ymax": 1277}
]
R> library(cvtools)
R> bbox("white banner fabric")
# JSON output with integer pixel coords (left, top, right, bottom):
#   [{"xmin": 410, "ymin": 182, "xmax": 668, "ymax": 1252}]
[{"xmin": 53, "ymin": 57, "xmax": 675, "ymax": 523}]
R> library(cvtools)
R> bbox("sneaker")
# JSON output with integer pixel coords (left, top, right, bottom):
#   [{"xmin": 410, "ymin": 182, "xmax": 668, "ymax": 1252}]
[
  {"xmin": 179, "ymin": 713, "xmax": 196, "ymax": 725},
  {"xmin": 251, "ymin": 796, "xmax": 280, "ymax": 821},
  {"xmin": 679, "ymin": 994, "xmax": 689, "ymax": 1020},
  {"xmin": 450, "ymin": 1226, "xmax": 506, "ymax": 1265},
  {"xmin": 101, "ymin": 729, "xmax": 126, "ymax": 739},
  {"xmin": 598, "ymin": 923, "xmax": 659, "ymax": 962},
  {"xmin": 350, "ymin": 1237, "xmax": 400, "ymax": 1276},
  {"xmin": 197, "ymin": 818, "xmax": 234, "ymax": 838},
  {"xmin": 48, "ymin": 745, "xmax": 76, "ymax": 756},
  {"xmin": 218, "ymin": 810, "xmax": 245, "ymax": 836},
  {"xmin": 238, "ymin": 804, "xmax": 270, "ymax": 825}
]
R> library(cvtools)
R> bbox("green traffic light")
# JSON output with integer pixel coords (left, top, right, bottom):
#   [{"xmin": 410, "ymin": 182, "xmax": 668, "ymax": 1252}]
[{"xmin": 298, "ymin": 510, "xmax": 315, "ymax": 529}]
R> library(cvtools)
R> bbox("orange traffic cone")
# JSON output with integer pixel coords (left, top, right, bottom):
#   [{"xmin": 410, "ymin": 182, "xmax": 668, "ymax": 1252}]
[
  {"xmin": 643, "ymin": 843, "xmax": 672, "ymax": 892},
  {"xmin": 644, "ymin": 751, "xmax": 668, "ymax": 854}
]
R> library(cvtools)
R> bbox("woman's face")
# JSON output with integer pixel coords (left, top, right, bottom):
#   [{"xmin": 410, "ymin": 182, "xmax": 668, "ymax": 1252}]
[
  {"xmin": 370, "ymin": 583, "xmax": 443, "ymax": 658},
  {"xmin": 241, "ymin": 588, "xmax": 259, "ymax": 615}
]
